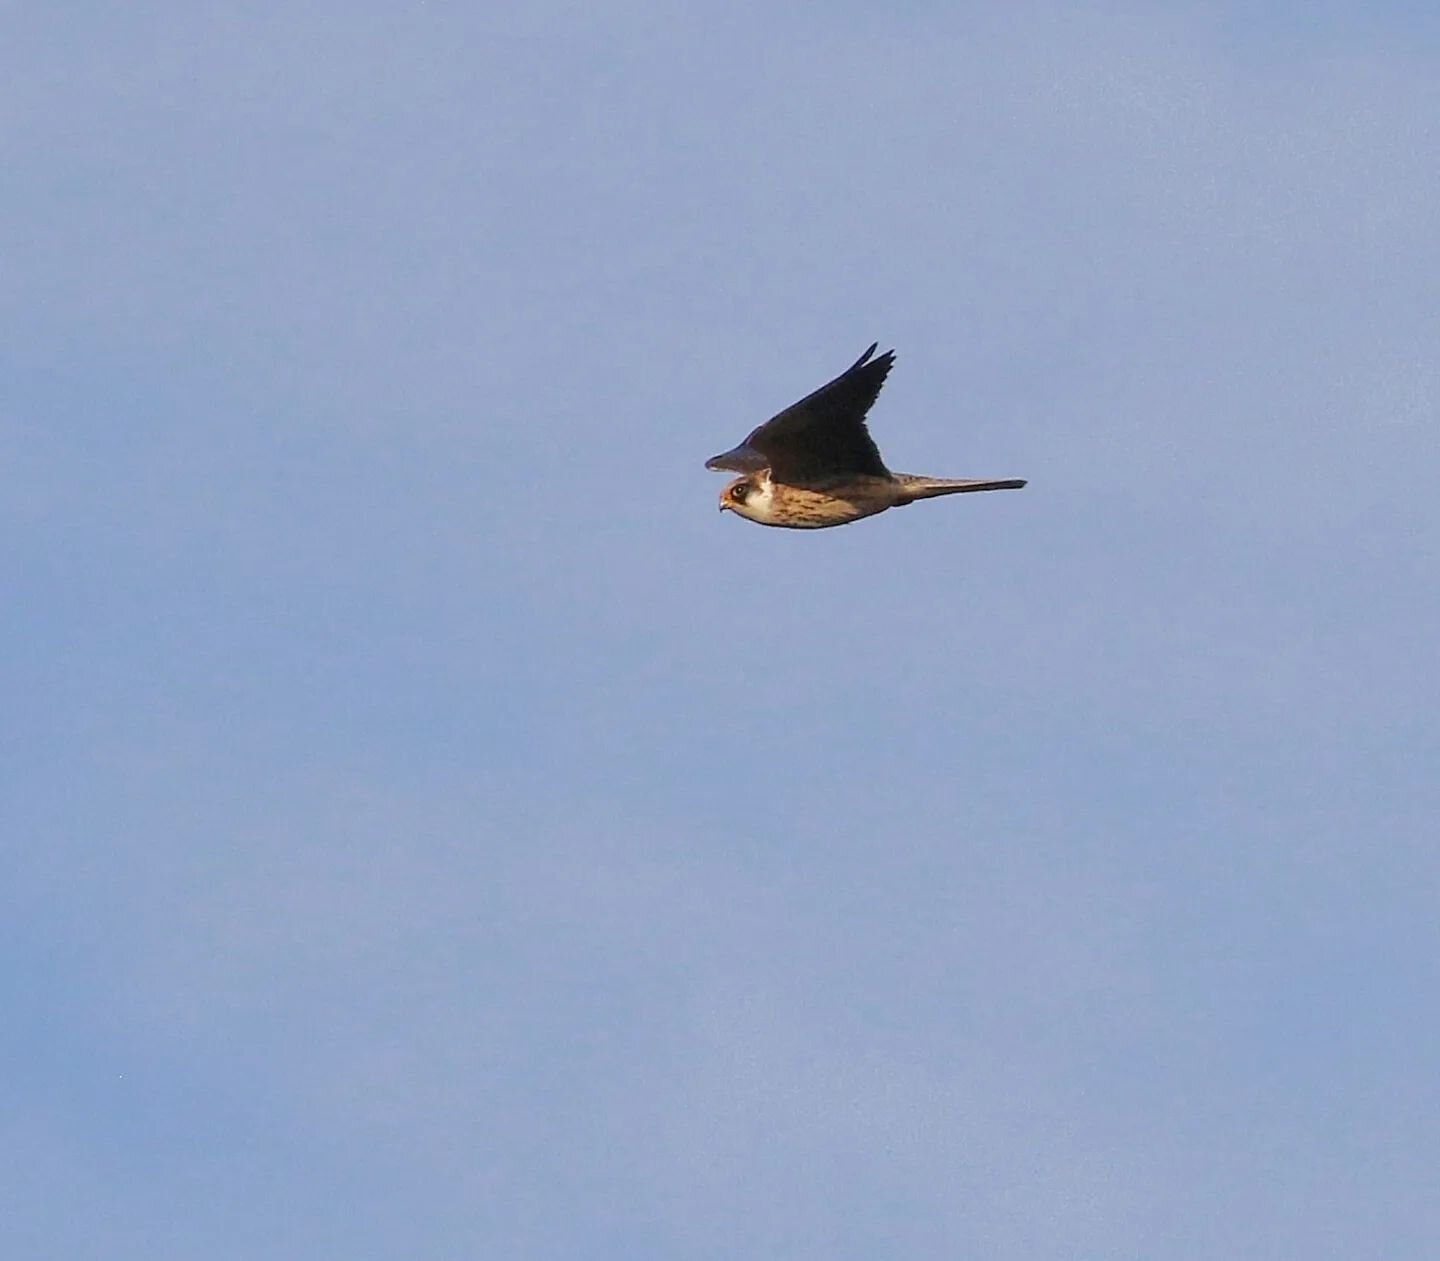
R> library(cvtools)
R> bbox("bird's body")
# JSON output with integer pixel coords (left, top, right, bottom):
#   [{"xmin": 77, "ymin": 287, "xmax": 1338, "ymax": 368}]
[
  {"xmin": 707, "ymin": 344, "xmax": 1025, "ymax": 530},
  {"xmin": 723, "ymin": 470, "xmax": 1025, "ymax": 529}
]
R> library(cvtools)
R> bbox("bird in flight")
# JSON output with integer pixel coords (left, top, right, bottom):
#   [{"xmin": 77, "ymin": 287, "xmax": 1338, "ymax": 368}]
[{"xmin": 707, "ymin": 344, "xmax": 1026, "ymax": 529}]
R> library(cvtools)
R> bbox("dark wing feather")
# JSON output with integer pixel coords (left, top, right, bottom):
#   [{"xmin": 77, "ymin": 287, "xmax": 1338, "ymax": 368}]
[{"xmin": 705, "ymin": 344, "xmax": 895, "ymax": 482}]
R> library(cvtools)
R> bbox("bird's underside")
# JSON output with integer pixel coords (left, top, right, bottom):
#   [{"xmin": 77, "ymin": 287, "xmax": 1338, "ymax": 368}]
[{"xmin": 706, "ymin": 344, "xmax": 1026, "ymax": 529}]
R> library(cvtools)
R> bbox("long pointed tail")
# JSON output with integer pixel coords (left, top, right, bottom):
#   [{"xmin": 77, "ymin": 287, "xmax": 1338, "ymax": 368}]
[{"xmin": 896, "ymin": 474, "xmax": 1027, "ymax": 502}]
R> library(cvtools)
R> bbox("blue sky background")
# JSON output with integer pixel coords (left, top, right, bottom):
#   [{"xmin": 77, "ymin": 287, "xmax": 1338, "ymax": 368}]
[{"xmin": 5, "ymin": 4, "xmax": 1439, "ymax": 1257}]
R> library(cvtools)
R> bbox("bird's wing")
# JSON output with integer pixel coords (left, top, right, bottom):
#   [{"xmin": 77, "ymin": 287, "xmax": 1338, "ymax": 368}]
[{"xmin": 705, "ymin": 344, "xmax": 895, "ymax": 482}]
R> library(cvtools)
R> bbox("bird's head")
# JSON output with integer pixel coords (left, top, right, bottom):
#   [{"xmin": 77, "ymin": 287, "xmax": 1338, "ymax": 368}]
[{"xmin": 719, "ymin": 473, "xmax": 774, "ymax": 523}]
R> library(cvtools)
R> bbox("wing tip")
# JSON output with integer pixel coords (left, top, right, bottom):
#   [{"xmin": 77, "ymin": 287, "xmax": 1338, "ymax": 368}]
[
  {"xmin": 706, "ymin": 445, "xmax": 768, "ymax": 473},
  {"xmin": 848, "ymin": 342, "xmax": 896, "ymax": 378}
]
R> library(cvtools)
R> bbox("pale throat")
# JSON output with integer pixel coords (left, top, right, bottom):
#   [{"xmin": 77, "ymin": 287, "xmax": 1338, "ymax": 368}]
[{"xmin": 737, "ymin": 472, "xmax": 776, "ymax": 521}]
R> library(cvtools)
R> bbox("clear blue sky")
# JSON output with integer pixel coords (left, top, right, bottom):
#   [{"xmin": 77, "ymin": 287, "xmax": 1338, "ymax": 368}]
[{"xmin": 5, "ymin": 5, "xmax": 1439, "ymax": 1258}]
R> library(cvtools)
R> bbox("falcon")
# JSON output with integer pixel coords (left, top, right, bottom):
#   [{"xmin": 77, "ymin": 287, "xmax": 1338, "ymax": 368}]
[{"xmin": 707, "ymin": 344, "xmax": 1025, "ymax": 529}]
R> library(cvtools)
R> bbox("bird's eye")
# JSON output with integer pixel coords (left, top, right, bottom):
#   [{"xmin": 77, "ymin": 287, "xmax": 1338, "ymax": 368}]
[{"xmin": 732, "ymin": 484, "xmax": 750, "ymax": 504}]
